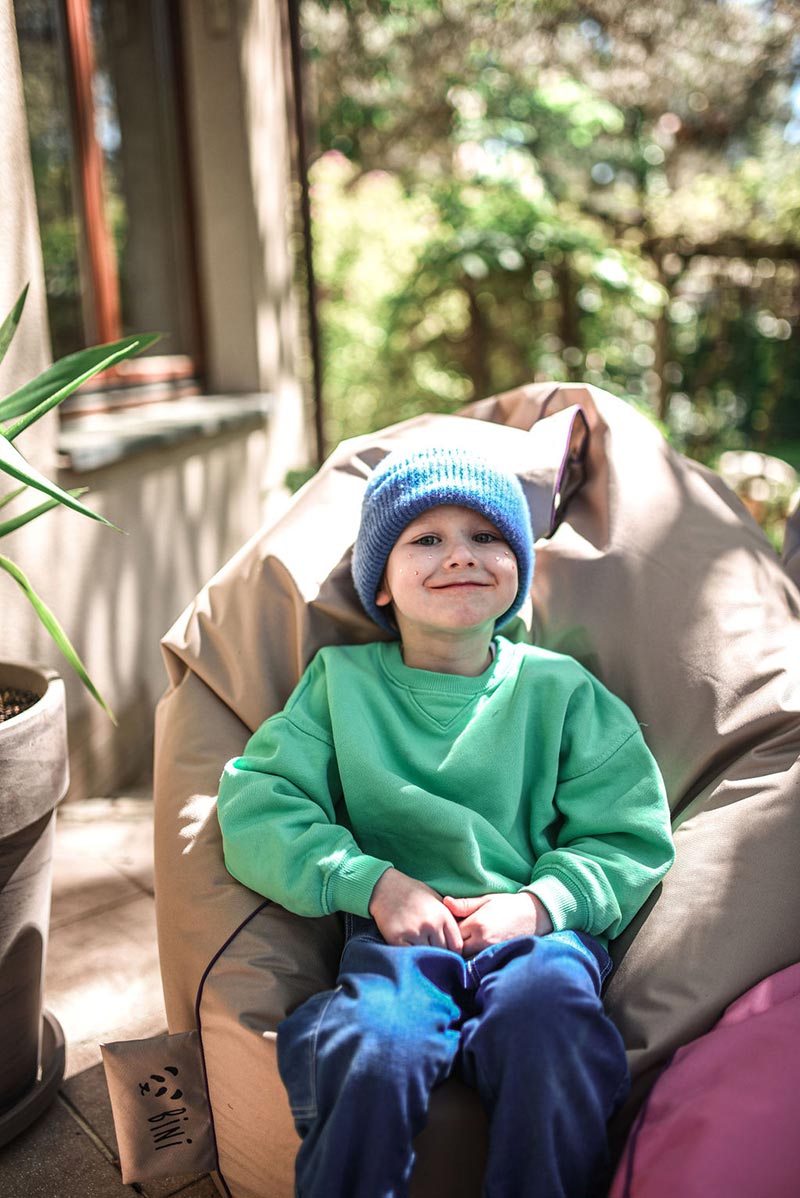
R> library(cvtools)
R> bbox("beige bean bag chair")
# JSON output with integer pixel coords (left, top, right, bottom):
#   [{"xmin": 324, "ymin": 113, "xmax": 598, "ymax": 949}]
[{"xmin": 154, "ymin": 383, "xmax": 800, "ymax": 1197}]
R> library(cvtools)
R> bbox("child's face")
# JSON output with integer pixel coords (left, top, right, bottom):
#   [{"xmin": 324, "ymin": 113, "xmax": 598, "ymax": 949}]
[{"xmin": 375, "ymin": 504, "xmax": 518, "ymax": 639}]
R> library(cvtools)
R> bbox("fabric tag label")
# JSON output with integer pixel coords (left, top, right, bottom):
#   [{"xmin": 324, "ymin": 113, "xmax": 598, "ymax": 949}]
[{"xmin": 101, "ymin": 1030, "xmax": 215, "ymax": 1183}]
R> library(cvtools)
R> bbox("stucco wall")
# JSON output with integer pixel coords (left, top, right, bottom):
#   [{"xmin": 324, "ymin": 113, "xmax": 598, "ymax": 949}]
[
  {"xmin": 3, "ymin": 419, "xmax": 277, "ymax": 797},
  {"xmin": 0, "ymin": 0, "xmax": 52, "ymax": 449},
  {"xmin": 1, "ymin": 0, "xmax": 60, "ymax": 687},
  {"xmin": 180, "ymin": 0, "xmax": 311, "ymax": 494}
]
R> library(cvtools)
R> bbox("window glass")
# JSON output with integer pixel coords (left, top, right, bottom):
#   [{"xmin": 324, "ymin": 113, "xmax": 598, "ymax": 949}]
[
  {"xmin": 88, "ymin": 0, "xmax": 196, "ymax": 357},
  {"xmin": 15, "ymin": 0, "xmax": 198, "ymax": 368}
]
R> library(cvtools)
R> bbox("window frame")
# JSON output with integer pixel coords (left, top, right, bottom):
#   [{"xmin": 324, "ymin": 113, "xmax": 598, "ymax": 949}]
[{"xmin": 58, "ymin": 0, "xmax": 203, "ymax": 400}]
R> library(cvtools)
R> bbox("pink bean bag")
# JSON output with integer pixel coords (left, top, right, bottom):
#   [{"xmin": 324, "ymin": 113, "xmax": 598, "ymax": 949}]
[{"xmin": 611, "ymin": 962, "xmax": 800, "ymax": 1198}]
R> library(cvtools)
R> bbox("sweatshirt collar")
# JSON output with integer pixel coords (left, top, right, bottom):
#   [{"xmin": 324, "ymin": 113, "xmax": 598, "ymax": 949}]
[{"xmin": 378, "ymin": 635, "xmax": 515, "ymax": 694}]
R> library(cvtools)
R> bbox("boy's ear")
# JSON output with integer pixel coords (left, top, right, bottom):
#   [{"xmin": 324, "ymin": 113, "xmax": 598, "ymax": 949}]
[{"xmin": 375, "ymin": 575, "xmax": 392, "ymax": 607}]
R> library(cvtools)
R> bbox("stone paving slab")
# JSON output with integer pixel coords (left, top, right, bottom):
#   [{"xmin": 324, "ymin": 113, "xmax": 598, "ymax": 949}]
[
  {"xmin": 51, "ymin": 799, "xmax": 155, "ymax": 929},
  {"xmin": 0, "ymin": 1097, "xmax": 133, "ymax": 1198},
  {"xmin": 46, "ymin": 891, "xmax": 167, "ymax": 1077}
]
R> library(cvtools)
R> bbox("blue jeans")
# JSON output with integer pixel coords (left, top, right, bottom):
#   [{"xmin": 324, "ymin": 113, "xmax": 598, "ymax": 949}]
[{"xmin": 277, "ymin": 917, "xmax": 629, "ymax": 1198}]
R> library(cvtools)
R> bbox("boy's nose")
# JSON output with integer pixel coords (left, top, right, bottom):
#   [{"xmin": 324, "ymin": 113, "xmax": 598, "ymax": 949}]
[{"xmin": 445, "ymin": 540, "xmax": 476, "ymax": 567}]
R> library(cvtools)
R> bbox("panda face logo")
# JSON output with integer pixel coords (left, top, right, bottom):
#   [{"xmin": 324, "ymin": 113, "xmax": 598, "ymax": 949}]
[{"xmin": 138, "ymin": 1065, "xmax": 183, "ymax": 1101}]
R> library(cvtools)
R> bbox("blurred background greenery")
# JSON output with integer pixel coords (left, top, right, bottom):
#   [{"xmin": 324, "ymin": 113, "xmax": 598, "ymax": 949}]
[{"xmin": 300, "ymin": 0, "xmax": 800, "ymax": 537}]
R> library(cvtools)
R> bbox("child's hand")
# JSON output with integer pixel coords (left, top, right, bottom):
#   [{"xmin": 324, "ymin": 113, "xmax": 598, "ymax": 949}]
[
  {"xmin": 369, "ymin": 868, "xmax": 463, "ymax": 953},
  {"xmin": 443, "ymin": 892, "xmax": 553, "ymax": 958}
]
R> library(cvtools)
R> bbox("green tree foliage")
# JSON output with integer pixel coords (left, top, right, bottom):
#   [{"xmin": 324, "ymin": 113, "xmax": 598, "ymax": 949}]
[{"xmin": 303, "ymin": 0, "xmax": 800, "ymax": 465}]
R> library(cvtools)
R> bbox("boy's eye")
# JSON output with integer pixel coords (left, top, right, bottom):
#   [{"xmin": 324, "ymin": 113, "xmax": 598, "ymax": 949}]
[
  {"xmin": 414, "ymin": 534, "xmax": 440, "ymax": 546},
  {"xmin": 473, "ymin": 532, "xmax": 499, "ymax": 544}
]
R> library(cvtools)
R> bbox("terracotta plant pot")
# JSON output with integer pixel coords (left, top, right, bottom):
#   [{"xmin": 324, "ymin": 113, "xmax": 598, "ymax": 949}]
[{"xmin": 0, "ymin": 664, "xmax": 67, "ymax": 1146}]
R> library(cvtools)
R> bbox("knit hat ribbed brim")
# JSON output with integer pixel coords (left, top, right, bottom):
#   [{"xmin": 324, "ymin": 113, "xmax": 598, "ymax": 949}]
[{"xmin": 351, "ymin": 445, "xmax": 534, "ymax": 634}]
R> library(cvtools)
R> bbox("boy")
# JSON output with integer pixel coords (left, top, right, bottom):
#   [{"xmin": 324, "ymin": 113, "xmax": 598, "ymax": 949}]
[{"xmin": 217, "ymin": 445, "xmax": 675, "ymax": 1198}]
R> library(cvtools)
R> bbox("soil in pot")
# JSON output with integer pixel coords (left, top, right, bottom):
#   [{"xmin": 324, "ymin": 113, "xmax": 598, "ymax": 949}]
[{"xmin": 0, "ymin": 688, "xmax": 39, "ymax": 722}]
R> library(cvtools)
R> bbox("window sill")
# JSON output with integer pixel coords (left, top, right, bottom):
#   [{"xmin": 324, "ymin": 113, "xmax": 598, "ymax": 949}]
[{"xmin": 57, "ymin": 393, "xmax": 273, "ymax": 472}]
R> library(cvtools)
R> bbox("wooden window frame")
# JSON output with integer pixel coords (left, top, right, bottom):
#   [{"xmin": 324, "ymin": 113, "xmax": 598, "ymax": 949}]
[
  {"xmin": 63, "ymin": 0, "xmax": 120, "ymax": 348},
  {"xmin": 60, "ymin": 0, "xmax": 202, "ymax": 393}
]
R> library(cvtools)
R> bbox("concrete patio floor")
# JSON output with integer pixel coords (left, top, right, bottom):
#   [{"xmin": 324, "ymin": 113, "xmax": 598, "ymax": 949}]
[{"xmin": 0, "ymin": 791, "xmax": 216, "ymax": 1198}]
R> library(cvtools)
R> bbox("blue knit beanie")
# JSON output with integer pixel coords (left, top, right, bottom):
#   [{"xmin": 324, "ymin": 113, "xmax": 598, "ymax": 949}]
[{"xmin": 352, "ymin": 445, "xmax": 534, "ymax": 634}]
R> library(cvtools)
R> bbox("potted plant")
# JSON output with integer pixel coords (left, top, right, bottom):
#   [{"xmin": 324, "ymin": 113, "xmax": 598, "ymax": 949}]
[{"xmin": 0, "ymin": 284, "xmax": 157, "ymax": 1145}]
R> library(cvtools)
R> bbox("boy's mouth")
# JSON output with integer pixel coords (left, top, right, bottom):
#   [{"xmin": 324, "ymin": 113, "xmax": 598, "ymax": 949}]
[{"xmin": 430, "ymin": 580, "xmax": 491, "ymax": 590}]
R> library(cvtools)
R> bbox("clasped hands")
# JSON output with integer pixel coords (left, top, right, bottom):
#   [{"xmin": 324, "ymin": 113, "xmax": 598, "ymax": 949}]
[{"xmin": 368, "ymin": 867, "xmax": 553, "ymax": 958}]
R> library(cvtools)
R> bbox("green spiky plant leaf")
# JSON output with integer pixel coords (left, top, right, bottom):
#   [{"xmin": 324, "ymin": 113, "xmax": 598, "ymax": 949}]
[
  {"xmin": 0, "ymin": 554, "xmax": 115, "ymax": 722},
  {"xmin": 1, "ymin": 284, "xmax": 160, "ymax": 717}
]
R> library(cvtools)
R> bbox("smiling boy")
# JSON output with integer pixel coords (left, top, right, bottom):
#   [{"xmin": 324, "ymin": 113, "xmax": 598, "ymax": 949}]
[{"xmin": 217, "ymin": 445, "xmax": 675, "ymax": 1198}]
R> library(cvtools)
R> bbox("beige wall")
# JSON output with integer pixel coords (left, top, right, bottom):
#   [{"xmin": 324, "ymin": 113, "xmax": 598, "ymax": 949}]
[
  {"xmin": 181, "ymin": 0, "xmax": 311, "ymax": 497},
  {"xmin": 3, "ymin": 419, "xmax": 277, "ymax": 798},
  {"xmin": 1, "ymin": 0, "xmax": 311, "ymax": 799},
  {"xmin": 1, "ymin": 0, "xmax": 58, "ymax": 670},
  {"xmin": 0, "ymin": 0, "xmax": 52, "ymax": 456}
]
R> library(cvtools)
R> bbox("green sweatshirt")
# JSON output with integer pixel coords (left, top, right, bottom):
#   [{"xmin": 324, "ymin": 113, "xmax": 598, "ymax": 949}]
[{"xmin": 217, "ymin": 636, "xmax": 674, "ymax": 942}]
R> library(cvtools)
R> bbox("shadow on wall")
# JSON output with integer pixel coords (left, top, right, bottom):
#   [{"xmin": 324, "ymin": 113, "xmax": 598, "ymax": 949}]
[{"xmin": 48, "ymin": 422, "xmax": 274, "ymax": 800}]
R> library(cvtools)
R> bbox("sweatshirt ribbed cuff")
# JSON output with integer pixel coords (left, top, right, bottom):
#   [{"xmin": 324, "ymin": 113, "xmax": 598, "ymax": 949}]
[
  {"xmin": 327, "ymin": 854, "xmax": 394, "ymax": 918},
  {"xmin": 523, "ymin": 873, "xmax": 584, "ymax": 932}
]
